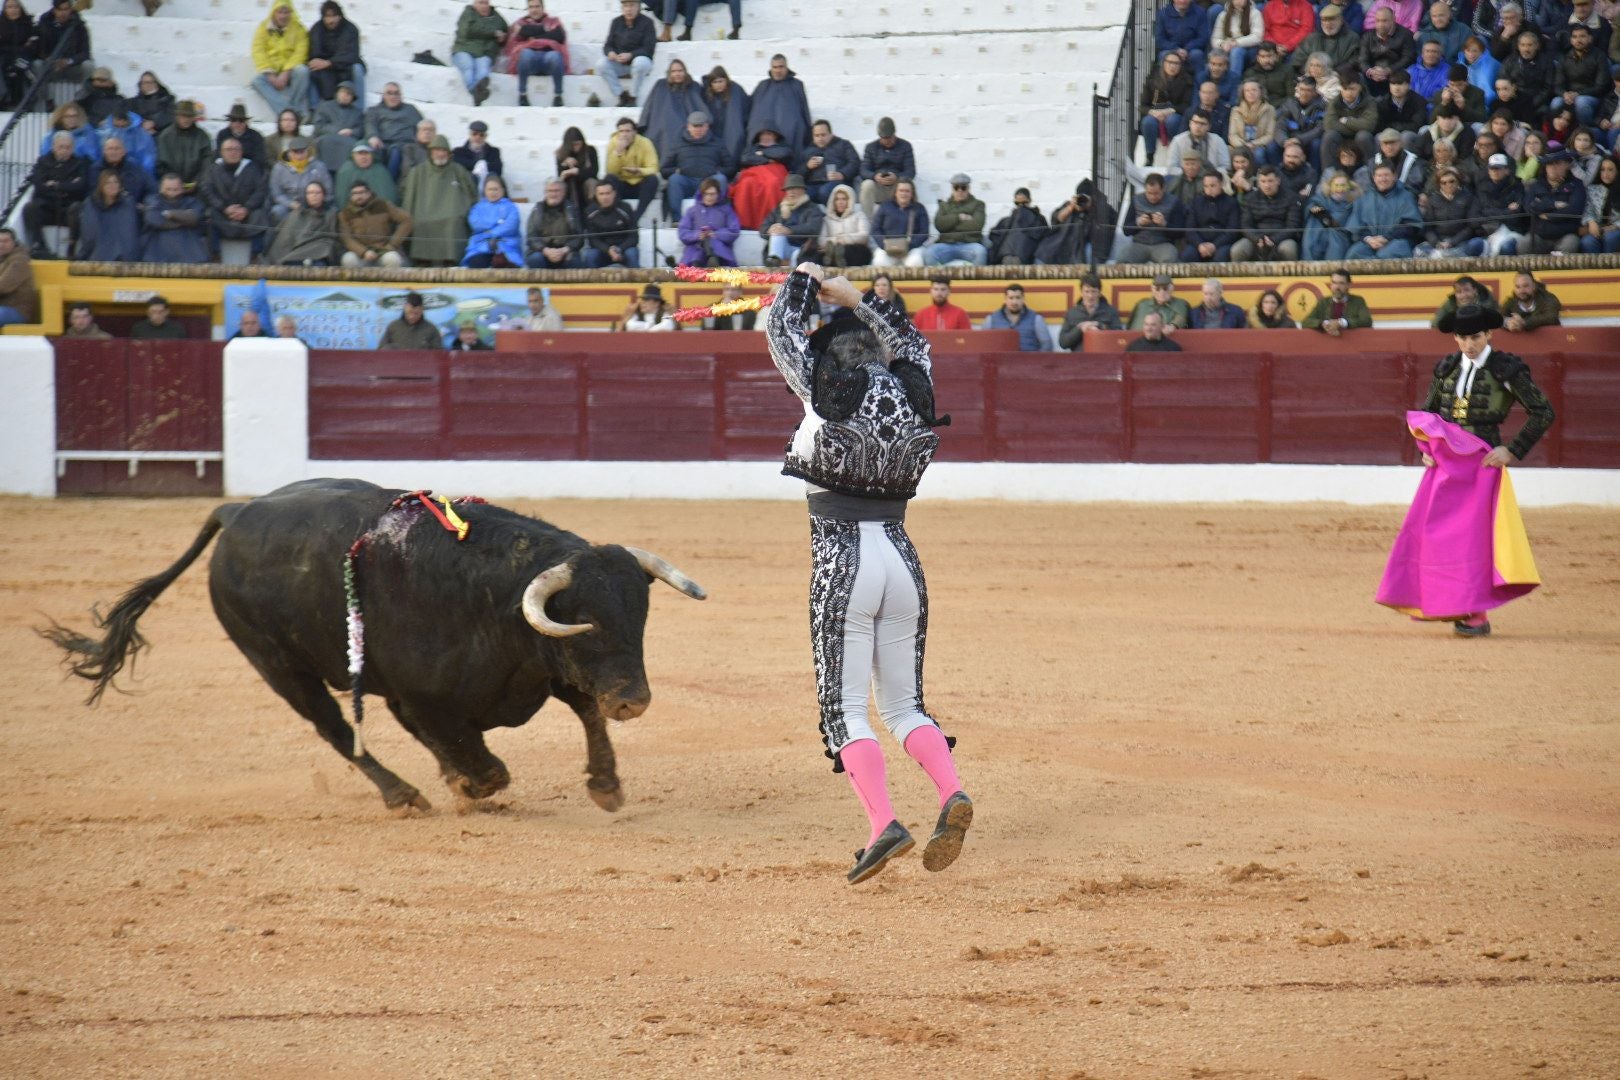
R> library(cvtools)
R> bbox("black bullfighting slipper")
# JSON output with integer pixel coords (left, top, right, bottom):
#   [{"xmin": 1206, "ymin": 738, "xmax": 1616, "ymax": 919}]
[
  {"xmin": 847, "ymin": 820, "xmax": 914, "ymax": 885},
  {"xmin": 1453, "ymin": 618, "xmax": 1491, "ymax": 637},
  {"xmin": 922, "ymin": 791, "xmax": 973, "ymax": 872}
]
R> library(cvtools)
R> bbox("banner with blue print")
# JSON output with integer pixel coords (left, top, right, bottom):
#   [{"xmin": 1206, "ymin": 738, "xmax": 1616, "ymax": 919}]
[{"xmin": 222, "ymin": 282, "xmax": 546, "ymax": 350}]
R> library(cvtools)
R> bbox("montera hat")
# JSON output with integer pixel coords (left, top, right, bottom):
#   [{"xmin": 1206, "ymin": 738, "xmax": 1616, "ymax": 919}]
[{"xmin": 1436, "ymin": 303, "xmax": 1504, "ymax": 335}]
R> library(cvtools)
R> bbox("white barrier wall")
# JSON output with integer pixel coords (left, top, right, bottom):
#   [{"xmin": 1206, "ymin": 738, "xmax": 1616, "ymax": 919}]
[{"xmin": 6, "ymin": 338, "xmax": 1619, "ymax": 506}]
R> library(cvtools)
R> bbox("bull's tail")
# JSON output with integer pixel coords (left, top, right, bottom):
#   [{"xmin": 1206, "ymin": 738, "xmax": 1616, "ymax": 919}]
[{"xmin": 39, "ymin": 504, "xmax": 241, "ymax": 705}]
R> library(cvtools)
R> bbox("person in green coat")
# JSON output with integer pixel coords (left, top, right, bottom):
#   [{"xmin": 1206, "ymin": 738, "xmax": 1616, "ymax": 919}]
[
  {"xmin": 155, "ymin": 101, "xmax": 214, "ymax": 191},
  {"xmin": 1304, "ymin": 267, "xmax": 1373, "ymax": 336},
  {"xmin": 334, "ymin": 142, "xmax": 397, "ymax": 207},
  {"xmin": 451, "ymin": 0, "xmax": 508, "ymax": 106},
  {"xmin": 400, "ymin": 135, "xmax": 475, "ymax": 265}
]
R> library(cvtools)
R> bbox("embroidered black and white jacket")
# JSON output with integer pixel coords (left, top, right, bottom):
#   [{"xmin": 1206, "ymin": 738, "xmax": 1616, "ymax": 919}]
[{"xmin": 766, "ymin": 271, "xmax": 940, "ymax": 500}]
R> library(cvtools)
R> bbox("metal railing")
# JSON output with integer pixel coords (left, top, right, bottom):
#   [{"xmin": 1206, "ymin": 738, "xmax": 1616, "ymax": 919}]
[{"xmin": 0, "ymin": 32, "xmax": 75, "ymax": 226}]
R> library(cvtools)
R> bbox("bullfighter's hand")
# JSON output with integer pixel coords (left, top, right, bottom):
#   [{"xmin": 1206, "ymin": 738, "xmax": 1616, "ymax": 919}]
[{"xmin": 1482, "ymin": 446, "xmax": 1515, "ymax": 469}]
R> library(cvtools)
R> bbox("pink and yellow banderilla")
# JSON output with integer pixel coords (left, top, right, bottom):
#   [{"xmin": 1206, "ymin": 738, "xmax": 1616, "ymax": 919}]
[{"xmin": 670, "ymin": 265, "xmax": 790, "ymax": 323}]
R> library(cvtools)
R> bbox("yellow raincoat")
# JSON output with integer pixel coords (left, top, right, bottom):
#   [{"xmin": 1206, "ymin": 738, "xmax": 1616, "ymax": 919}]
[{"xmin": 252, "ymin": 1, "xmax": 309, "ymax": 74}]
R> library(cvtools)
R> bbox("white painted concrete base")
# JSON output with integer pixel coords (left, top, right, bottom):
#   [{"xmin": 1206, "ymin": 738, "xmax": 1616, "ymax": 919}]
[{"xmin": 0, "ymin": 336, "xmax": 56, "ymax": 497}]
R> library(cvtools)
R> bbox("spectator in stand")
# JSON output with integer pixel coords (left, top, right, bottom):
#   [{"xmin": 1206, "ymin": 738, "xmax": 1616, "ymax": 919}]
[
  {"xmin": 1245, "ymin": 41, "xmax": 1295, "ymax": 106},
  {"xmin": 928, "ymin": 173, "xmax": 987, "ymax": 266},
  {"xmin": 62, "ymin": 303, "xmax": 112, "ymax": 338},
  {"xmin": 0, "ymin": 1, "xmax": 36, "ymax": 112},
  {"xmin": 583, "ymin": 179, "xmax": 639, "ymax": 268},
  {"xmin": 729, "ymin": 126, "xmax": 793, "ymax": 230},
  {"xmin": 1408, "ymin": 39, "xmax": 1450, "ymax": 101},
  {"xmin": 140, "ymin": 173, "xmax": 207, "ymax": 263},
  {"xmin": 1057, "ymin": 273, "xmax": 1122, "ymax": 351},
  {"xmin": 307, "ymin": 1, "xmax": 364, "ymax": 106},
  {"xmin": 523, "ymin": 176, "xmax": 583, "ymax": 268},
  {"xmin": 659, "ymin": 0, "xmax": 743, "ymax": 42},
  {"xmin": 365, "ymin": 83, "xmax": 424, "ymax": 179},
  {"xmin": 1277, "ymin": 73, "xmax": 1326, "ymax": 164},
  {"xmin": 640, "ymin": 58, "xmax": 705, "ymax": 165},
  {"xmin": 1524, "ymin": 145, "xmax": 1587, "ymax": 252},
  {"xmin": 121, "ymin": 71, "xmax": 175, "ymax": 138},
  {"xmin": 987, "ymin": 186, "xmax": 1047, "ymax": 265},
  {"xmin": 1323, "ymin": 72, "xmax": 1380, "ymax": 163},
  {"xmin": 462, "ymin": 175, "xmax": 523, "ymax": 267},
  {"xmin": 396, "ymin": 119, "xmax": 440, "ymax": 181},
  {"xmin": 1115, "ymin": 173, "xmax": 1184, "ymax": 264},
  {"xmin": 1416, "ymin": 166, "xmax": 1484, "ymax": 254},
  {"xmin": 1362, "ymin": 6, "xmax": 1417, "ymax": 97},
  {"xmin": 1554, "ymin": 24, "xmax": 1607, "ymax": 124},
  {"xmin": 1188, "ymin": 77, "xmax": 1233, "ymax": 140},
  {"xmin": 265, "ymin": 108, "xmax": 302, "ymax": 165},
  {"xmin": 313, "ymin": 80, "xmax": 363, "ymax": 163},
  {"xmin": 676, "ymin": 176, "xmax": 739, "ymax": 265},
  {"xmin": 758, "ymin": 174, "xmax": 823, "ymax": 266},
  {"xmin": 93, "ymin": 136, "xmax": 150, "ymax": 207},
  {"xmin": 1432, "ymin": 62, "xmax": 1487, "ymax": 125},
  {"xmin": 502, "ymin": 0, "xmax": 566, "ymax": 108},
  {"xmin": 1295, "ymin": 5, "xmax": 1360, "ymax": 73},
  {"xmin": 251, "ymin": 1, "xmax": 311, "ymax": 120},
  {"xmin": 1305, "ymin": 268, "xmax": 1372, "ymax": 334},
  {"xmin": 798, "ymin": 119, "xmax": 859, "ymax": 205},
  {"xmin": 269, "ymin": 136, "xmax": 331, "ymax": 223},
  {"xmin": 214, "ymin": 103, "xmax": 268, "ymax": 170},
  {"xmin": 984, "ymin": 283, "xmax": 1052, "ymax": 352},
  {"xmin": 1181, "ymin": 169, "xmax": 1242, "ymax": 261},
  {"xmin": 454, "ymin": 120, "xmax": 503, "ymax": 182},
  {"xmin": 505, "ymin": 286, "xmax": 564, "ymax": 330},
  {"xmin": 1231, "ymin": 164, "xmax": 1304, "ymax": 260},
  {"xmin": 1161, "ymin": 151, "xmax": 1208, "ymax": 206},
  {"xmin": 1211, "ymin": 0, "xmax": 1264, "ymax": 76},
  {"xmin": 1429, "ymin": 274, "xmax": 1500, "ymax": 328},
  {"xmin": 450, "ymin": 322, "xmax": 491, "ymax": 351},
  {"xmin": 912, "ymin": 277, "xmax": 971, "ymax": 331},
  {"xmin": 265, "ymin": 179, "xmax": 336, "ymax": 265},
  {"xmin": 129, "ymin": 295, "xmax": 186, "ymax": 340},
  {"xmin": 806, "ymin": 182, "xmax": 871, "ymax": 267},
  {"xmin": 1036, "ymin": 177, "xmax": 1116, "ymax": 265},
  {"xmin": 1299, "ymin": 51, "xmax": 1342, "ymax": 103},
  {"xmin": 1568, "ymin": 127, "xmax": 1603, "ymax": 185},
  {"xmin": 705, "ymin": 283, "xmax": 755, "ymax": 330},
  {"xmin": 41, "ymin": 101, "xmax": 98, "ymax": 165},
  {"xmin": 75, "ymin": 169, "xmax": 139, "ymax": 262},
  {"xmin": 1580, "ymin": 154, "xmax": 1620, "ymax": 251},
  {"xmin": 1230, "ymin": 79, "xmax": 1279, "ymax": 165},
  {"xmin": 200, "ymin": 137, "xmax": 271, "ymax": 258},
  {"xmin": 1421, "ymin": 0, "xmax": 1470, "ymax": 57},
  {"xmin": 702, "ymin": 66, "xmax": 749, "ymax": 161},
  {"xmin": 1517, "ymin": 129, "xmax": 1549, "ymax": 183},
  {"xmin": 1481, "ymin": 2, "xmax": 1526, "ymax": 63},
  {"xmin": 1459, "ymin": 35, "xmax": 1501, "ymax": 103},
  {"xmin": 1457, "ymin": 130, "xmax": 1501, "ymax": 189},
  {"xmin": 1501, "ymin": 30, "xmax": 1557, "ymax": 117},
  {"xmin": 1125, "ymin": 311, "xmax": 1183, "ymax": 352},
  {"xmin": 1263, "ymin": 0, "xmax": 1317, "ymax": 59},
  {"xmin": 1368, "ymin": 126, "xmax": 1427, "ymax": 193},
  {"xmin": 1414, "ymin": 101, "xmax": 1475, "ymax": 160},
  {"xmin": 1128, "ymin": 273, "xmax": 1191, "ymax": 330},
  {"xmin": 94, "ymin": 108, "xmax": 153, "ymax": 185},
  {"xmin": 77, "ymin": 68, "xmax": 122, "ymax": 126},
  {"xmin": 1485, "ymin": 105, "xmax": 1530, "ymax": 160},
  {"xmin": 1140, "ymin": 51, "xmax": 1195, "ymax": 157},
  {"xmin": 1303, "ymin": 171, "xmax": 1360, "ymax": 258},
  {"xmin": 748, "ymin": 54, "xmax": 812, "ymax": 153},
  {"xmin": 1189, "ymin": 278, "xmax": 1248, "ymax": 329},
  {"xmin": 1251, "ymin": 288, "xmax": 1297, "ymax": 328},
  {"xmin": 1378, "ymin": 69, "xmax": 1427, "ymax": 149},
  {"xmin": 1169, "ymin": 108, "xmax": 1233, "ymax": 174},
  {"xmin": 24, "ymin": 131, "xmax": 88, "ymax": 257},
  {"xmin": 1502, "ymin": 270, "xmax": 1562, "ymax": 329},
  {"xmin": 859, "ymin": 116, "xmax": 916, "ymax": 218},
  {"xmin": 451, "ymin": 0, "xmax": 508, "ymax": 106},
  {"xmin": 1478, "ymin": 151, "xmax": 1529, "ymax": 252},
  {"xmin": 865, "ymin": 272, "xmax": 907, "ymax": 316},
  {"xmin": 337, "ymin": 180, "xmax": 411, "ymax": 266},
  {"xmin": 622, "ymin": 283, "xmax": 675, "ymax": 332},
  {"xmin": 863, "ymin": 177, "xmax": 927, "ymax": 267},
  {"xmin": 378, "ymin": 292, "xmax": 444, "ymax": 349},
  {"xmin": 0, "ymin": 229, "xmax": 37, "ymax": 328},
  {"xmin": 1203, "ymin": 50, "xmax": 1240, "ymax": 105},
  {"xmin": 554, "ymin": 126, "xmax": 597, "ymax": 210},
  {"xmin": 661, "ymin": 110, "xmax": 732, "ymax": 219},
  {"xmin": 1345, "ymin": 161, "xmax": 1422, "ymax": 257},
  {"xmin": 1278, "ymin": 138, "xmax": 1319, "ymax": 198},
  {"xmin": 335, "ymin": 142, "xmax": 395, "ymax": 206},
  {"xmin": 1363, "ymin": 0, "xmax": 1422, "ymax": 32},
  {"xmin": 33, "ymin": 0, "xmax": 89, "ymax": 88},
  {"xmin": 600, "ymin": 0, "xmax": 656, "ymax": 107},
  {"xmin": 1543, "ymin": 102, "xmax": 1578, "ymax": 148},
  {"xmin": 400, "ymin": 135, "xmax": 475, "ymax": 266},
  {"xmin": 1156, "ymin": 0, "xmax": 1210, "ymax": 69},
  {"xmin": 1599, "ymin": 67, "xmax": 1620, "ymax": 151},
  {"xmin": 604, "ymin": 115, "xmax": 658, "ymax": 223}
]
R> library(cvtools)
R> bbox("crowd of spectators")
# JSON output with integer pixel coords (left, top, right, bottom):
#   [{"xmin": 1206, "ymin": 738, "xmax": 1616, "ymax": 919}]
[{"xmin": 1128, "ymin": 0, "xmax": 1620, "ymax": 263}]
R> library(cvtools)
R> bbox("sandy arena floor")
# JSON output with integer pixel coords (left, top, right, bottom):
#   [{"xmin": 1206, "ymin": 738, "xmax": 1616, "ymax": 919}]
[{"xmin": 1, "ymin": 495, "xmax": 1616, "ymax": 1079}]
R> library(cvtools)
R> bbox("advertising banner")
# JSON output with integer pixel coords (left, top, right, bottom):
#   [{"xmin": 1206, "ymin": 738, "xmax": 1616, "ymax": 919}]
[{"xmin": 222, "ymin": 282, "xmax": 544, "ymax": 350}]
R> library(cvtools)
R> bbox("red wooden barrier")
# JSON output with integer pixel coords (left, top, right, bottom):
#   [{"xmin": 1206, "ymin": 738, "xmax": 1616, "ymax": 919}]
[{"xmin": 1082, "ymin": 326, "xmax": 1620, "ymax": 356}]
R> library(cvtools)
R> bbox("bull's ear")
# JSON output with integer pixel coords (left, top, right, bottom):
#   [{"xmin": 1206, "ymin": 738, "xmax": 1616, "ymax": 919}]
[{"xmin": 621, "ymin": 547, "xmax": 707, "ymax": 600}]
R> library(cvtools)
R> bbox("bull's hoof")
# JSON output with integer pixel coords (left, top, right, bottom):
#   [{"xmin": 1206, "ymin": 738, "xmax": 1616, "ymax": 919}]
[
  {"xmin": 386, "ymin": 790, "xmax": 432, "ymax": 816},
  {"xmin": 587, "ymin": 781, "xmax": 625, "ymax": 812},
  {"xmin": 443, "ymin": 768, "xmax": 511, "ymax": 801}
]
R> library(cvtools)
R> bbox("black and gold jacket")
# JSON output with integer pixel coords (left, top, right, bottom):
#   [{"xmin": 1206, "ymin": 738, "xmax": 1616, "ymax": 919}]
[{"xmin": 1422, "ymin": 348, "xmax": 1555, "ymax": 461}]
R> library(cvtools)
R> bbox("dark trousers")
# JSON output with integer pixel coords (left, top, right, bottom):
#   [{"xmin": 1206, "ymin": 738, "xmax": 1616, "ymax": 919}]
[
  {"xmin": 608, "ymin": 175, "xmax": 659, "ymax": 223},
  {"xmin": 22, "ymin": 197, "xmax": 81, "ymax": 252}
]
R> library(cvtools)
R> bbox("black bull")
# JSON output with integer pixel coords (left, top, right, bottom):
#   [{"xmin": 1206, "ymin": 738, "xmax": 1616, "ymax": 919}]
[{"xmin": 40, "ymin": 478, "xmax": 706, "ymax": 813}]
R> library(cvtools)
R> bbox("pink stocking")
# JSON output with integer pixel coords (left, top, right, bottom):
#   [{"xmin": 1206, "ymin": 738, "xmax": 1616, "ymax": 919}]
[
  {"xmin": 904, "ymin": 725, "xmax": 962, "ymax": 808},
  {"xmin": 840, "ymin": 739, "xmax": 895, "ymax": 847}
]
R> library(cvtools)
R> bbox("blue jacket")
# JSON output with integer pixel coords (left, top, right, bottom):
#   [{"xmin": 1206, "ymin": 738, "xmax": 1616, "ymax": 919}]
[
  {"xmin": 462, "ymin": 196, "xmax": 523, "ymax": 267},
  {"xmin": 140, "ymin": 193, "xmax": 209, "ymax": 264},
  {"xmin": 40, "ymin": 124, "xmax": 101, "ymax": 166},
  {"xmin": 984, "ymin": 305, "xmax": 1053, "ymax": 352},
  {"xmin": 1188, "ymin": 301, "xmax": 1247, "ymax": 329},
  {"xmin": 78, "ymin": 191, "xmax": 143, "ymax": 262},
  {"xmin": 1345, "ymin": 184, "xmax": 1422, "ymax": 243},
  {"xmin": 95, "ymin": 119, "xmax": 157, "ymax": 180},
  {"xmin": 870, "ymin": 199, "xmax": 930, "ymax": 250},
  {"xmin": 1155, "ymin": 3, "xmax": 1209, "ymax": 55},
  {"xmin": 1406, "ymin": 59, "xmax": 1449, "ymax": 101},
  {"xmin": 1463, "ymin": 50, "xmax": 1500, "ymax": 104}
]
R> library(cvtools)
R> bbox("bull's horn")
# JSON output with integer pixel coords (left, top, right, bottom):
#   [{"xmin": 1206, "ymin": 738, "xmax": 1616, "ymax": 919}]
[
  {"xmin": 521, "ymin": 563, "xmax": 594, "ymax": 637},
  {"xmin": 622, "ymin": 547, "xmax": 708, "ymax": 600}
]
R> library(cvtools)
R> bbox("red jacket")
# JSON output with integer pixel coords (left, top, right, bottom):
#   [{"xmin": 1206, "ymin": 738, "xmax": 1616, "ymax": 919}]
[
  {"xmin": 913, "ymin": 302, "xmax": 970, "ymax": 331},
  {"xmin": 1262, "ymin": 0, "xmax": 1315, "ymax": 56}
]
